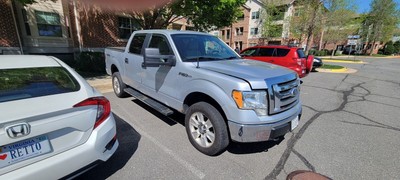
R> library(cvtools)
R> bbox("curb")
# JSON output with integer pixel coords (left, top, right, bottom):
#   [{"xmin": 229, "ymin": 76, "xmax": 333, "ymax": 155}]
[
  {"xmin": 322, "ymin": 60, "xmax": 365, "ymax": 64},
  {"xmin": 316, "ymin": 67, "xmax": 357, "ymax": 74}
]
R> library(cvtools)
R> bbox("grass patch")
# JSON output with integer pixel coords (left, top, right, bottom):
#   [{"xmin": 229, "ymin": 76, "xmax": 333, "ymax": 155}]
[
  {"xmin": 371, "ymin": 54, "xmax": 389, "ymax": 57},
  {"xmin": 320, "ymin": 64, "xmax": 345, "ymax": 69}
]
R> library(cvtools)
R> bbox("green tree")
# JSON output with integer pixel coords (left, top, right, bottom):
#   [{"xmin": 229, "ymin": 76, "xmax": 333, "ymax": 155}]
[
  {"xmin": 260, "ymin": 0, "xmax": 286, "ymax": 44},
  {"xmin": 362, "ymin": 0, "xmax": 400, "ymax": 55},
  {"xmin": 129, "ymin": 0, "xmax": 246, "ymax": 31},
  {"xmin": 322, "ymin": 0, "xmax": 358, "ymax": 56},
  {"xmin": 15, "ymin": 0, "xmax": 246, "ymax": 31},
  {"xmin": 289, "ymin": 0, "xmax": 324, "ymax": 54}
]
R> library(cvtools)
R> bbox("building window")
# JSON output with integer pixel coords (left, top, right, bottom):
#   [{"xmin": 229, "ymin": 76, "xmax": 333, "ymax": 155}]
[
  {"xmin": 250, "ymin": 28, "xmax": 258, "ymax": 35},
  {"xmin": 251, "ymin": 11, "xmax": 260, "ymax": 19},
  {"xmin": 272, "ymin": 7, "xmax": 286, "ymax": 21},
  {"xmin": 118, "ymin": 17, "xmax": 140, "ymax": 39},
  {"xmin": 236, "ymin": 27, "xmax": 244, "ymax": 36},
  {"xmin": 35, "ymin": 11, "xmax": 62, "ymax": 37},
  {"xmin": 238, "ymin": 13, "xmax": 245, "ymax": 21},
  {"xmin": 227, "ymin": 29, "xmax": 230, "ymax": 39},
  {"xmin": 22, "ymin": 9, "xmax": 31, "ymax": 36},
  {"xmin": 221, "ymin": 30, "xmax": 225, "ymax": 38}
]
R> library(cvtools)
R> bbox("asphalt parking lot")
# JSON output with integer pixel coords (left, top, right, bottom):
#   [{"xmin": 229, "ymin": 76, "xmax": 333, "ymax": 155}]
[{"xmin": 78, "ymin": 56, "xmax": 400, "ymax": 180}]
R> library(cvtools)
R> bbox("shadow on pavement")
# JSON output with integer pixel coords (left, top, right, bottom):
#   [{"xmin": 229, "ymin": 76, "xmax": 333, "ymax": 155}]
[
  {"xmin": 76, "ymin": 113, "xmax": 141, "ymax": 179},
  {"xmin": 227, "ymin": 136, "xmax": 284, "ymax": 154},
  {"xmin": 132, "ymin": 99, "xmax": 185, "ymax": 126},
  {"xmin": 131, "ymin": 99, "xmax": 285, "ymax": 155}
]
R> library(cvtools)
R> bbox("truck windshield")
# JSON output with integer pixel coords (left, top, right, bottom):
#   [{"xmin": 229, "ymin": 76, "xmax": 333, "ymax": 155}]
[{"xmin": 171, "ymin": 34, "xmax": 239, "ymax": 62}]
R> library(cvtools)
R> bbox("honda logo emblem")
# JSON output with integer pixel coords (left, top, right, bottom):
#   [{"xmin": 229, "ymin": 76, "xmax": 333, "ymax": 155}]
[{"xmin": 5, "ymin": 123, "xmax": 31, "ymax": 138}]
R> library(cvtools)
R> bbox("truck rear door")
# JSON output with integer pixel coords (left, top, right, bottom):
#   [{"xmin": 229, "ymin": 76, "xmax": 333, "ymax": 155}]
[{"xmin": 123, "ymin": 33, "xmax": 147, "ymax": 88}]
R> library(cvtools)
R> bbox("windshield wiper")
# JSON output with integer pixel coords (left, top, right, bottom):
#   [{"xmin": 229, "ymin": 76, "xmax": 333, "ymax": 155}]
[{"xmin": 222, "ymin": 56, "xmax": 239, "ymax": 60}]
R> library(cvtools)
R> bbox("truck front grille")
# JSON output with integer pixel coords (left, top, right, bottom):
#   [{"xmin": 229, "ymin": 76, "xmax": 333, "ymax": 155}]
[{"xmin": 267, "ymin": 77, "xmax": 300, "ymax": 115}]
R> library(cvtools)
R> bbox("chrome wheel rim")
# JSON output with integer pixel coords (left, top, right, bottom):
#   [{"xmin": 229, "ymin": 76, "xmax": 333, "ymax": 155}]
[
  {"xmin": 189, "ymin": 112, "xmax": 215, "ymax": 148},
  {"xmin": 113, "ymin": 76, "xmax": 120, "ymax": 94}
]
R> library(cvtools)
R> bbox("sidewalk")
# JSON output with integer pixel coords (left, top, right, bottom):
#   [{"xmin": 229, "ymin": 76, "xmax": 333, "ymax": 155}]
[{"xmin": 85, "ymin": 76, "xmax": 113, "ymax": 93}]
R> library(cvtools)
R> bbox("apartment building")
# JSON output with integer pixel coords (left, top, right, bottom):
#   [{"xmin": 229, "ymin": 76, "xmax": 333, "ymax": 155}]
[
  {"xmin": 217, "ymin": 0, "xmax": 296, "ymax": 50},
  {"xmin": 0, "ymin": 0, "xmax": 192, "ymax": 56}
]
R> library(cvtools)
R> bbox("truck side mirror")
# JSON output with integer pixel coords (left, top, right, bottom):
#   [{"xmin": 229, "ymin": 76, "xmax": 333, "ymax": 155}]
[{"xmin": 142, "ymin": 48, "xmax": 176, "ymax": 68}]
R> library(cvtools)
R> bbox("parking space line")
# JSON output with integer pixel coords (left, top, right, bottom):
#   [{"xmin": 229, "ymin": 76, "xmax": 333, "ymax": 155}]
[{"xmin": 116, "ymin": 104, "xmax": 206, "ymax": 179}]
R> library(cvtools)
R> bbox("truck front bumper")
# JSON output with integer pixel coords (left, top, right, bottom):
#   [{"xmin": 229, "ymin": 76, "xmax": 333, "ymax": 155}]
[{"xmin": 228, "ymin": 112, "xmax": 301, "ymax": 142}]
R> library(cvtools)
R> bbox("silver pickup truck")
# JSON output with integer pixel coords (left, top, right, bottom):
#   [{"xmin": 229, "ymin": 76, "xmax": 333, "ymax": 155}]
[{"xmin": 105, "ymin": 30, "xmax": 302, "ymax": 156}]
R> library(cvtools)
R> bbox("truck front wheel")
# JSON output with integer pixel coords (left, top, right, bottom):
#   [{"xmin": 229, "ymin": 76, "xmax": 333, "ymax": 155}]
[
  {"xmin": 112, "ymin": 72, "xmax": 128, "ymax": 98},
  {"xmin": 185, "ymin": 102, "xmax": 229, "ymax": 156}
]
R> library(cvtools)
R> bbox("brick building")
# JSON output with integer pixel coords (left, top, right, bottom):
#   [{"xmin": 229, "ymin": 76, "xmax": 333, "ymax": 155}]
[
  {"xmin": 0, "ymin": 0, "xmax": 192, "ymax": 56},
  {"xmin": 0, "ymin": 0, "xmax": 21, "ymax": 54}
]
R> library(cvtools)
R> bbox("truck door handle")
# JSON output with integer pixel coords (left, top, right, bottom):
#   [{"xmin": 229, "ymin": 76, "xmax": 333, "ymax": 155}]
[{"xmin": 124, "ymin": 58, "xmax": 129, "ymax": 64}]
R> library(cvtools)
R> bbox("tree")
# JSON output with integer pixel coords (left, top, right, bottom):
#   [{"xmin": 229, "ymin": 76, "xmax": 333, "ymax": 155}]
[
  {"xmin": 128, "ymin": 0, "xmax": 246, "ymax": 30},
  {"xmin": 322, "ymin": 0, "xmax": 358, "ymax": 56},
  {"xmin": 260, "ymin": 0, "xmax": 287, "ymax": 44},
  {"xmin": 289, "ymin": 0, "xmax": 324, "ymax": 54},
  {"xmin": 362, "ymin": 0, "xmax": 400, "ymax": 55},
  {"xmin": 15, "ymin": 0, "xmax": 246, "ymax": 31}
]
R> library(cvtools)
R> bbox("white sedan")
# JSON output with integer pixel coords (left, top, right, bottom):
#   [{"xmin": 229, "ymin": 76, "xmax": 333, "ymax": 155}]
[{"xmin": 0, "ymin": 55, "xmax": 118, "ymax": 179}]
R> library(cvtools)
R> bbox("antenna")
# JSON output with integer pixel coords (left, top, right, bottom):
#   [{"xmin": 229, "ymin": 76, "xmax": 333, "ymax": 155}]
[{"xmin": 196, "ymin": 56, "xmax": 200, "ymax": 68}]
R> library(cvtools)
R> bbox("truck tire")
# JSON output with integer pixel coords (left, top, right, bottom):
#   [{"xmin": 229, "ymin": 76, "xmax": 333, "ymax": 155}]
[
  {"xmin": 112, "ymin": 72, "xmax": 128, "ymax": 98},
  {"xmin": 185, "ymin": 102, "xmax": 229, "ymax": 156}
]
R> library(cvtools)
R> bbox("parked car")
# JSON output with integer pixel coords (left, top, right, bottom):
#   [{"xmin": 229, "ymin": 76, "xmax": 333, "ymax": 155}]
[
  {"xmin": 105, "ymin": 30, "xmax": 302, "ymax": 156},
  {"xmin": 312, "ymin": 56, "xmax": 323, "ymax": 71},
  {"xmin": 0, "ymin": 55, "xmax": 118, "ymax": 179},
  {"xmin": 240, "ymin": 45, "xmax": 313, "ymax": 78}
]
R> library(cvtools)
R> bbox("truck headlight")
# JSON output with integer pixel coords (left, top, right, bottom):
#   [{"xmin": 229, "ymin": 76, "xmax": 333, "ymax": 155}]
[{"xmin": 232, "ymin": 90, "xmax": 268, "ymax": 116}]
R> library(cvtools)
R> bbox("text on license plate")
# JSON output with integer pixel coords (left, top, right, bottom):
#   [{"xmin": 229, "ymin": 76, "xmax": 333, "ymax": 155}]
[
  {"xmin": 291, "ymin": 116, "xmax": 299, "ymax": 131},
  {"xmin": 0, "ymin": 136, "xmax": 52, "ymax": 168}
]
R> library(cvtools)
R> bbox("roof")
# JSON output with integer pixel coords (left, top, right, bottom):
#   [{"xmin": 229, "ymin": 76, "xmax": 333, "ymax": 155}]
[{"xmin": 0, "ymin": 55, "xmax": 61, "ymax": 69}]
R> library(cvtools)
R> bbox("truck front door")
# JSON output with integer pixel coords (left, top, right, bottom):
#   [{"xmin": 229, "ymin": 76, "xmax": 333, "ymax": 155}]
[{"xmin": 142, "ymin": 33, "xmax": 178, "ymax": 99}]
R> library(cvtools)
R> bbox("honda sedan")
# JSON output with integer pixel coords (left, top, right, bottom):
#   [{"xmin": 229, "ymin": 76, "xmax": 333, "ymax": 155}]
[{"xmin": 0, "ymin": 55, "xmax": 118, "ymax": 179}]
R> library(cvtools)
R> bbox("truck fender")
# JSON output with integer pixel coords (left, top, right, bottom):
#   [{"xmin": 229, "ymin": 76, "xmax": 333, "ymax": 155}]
[{"xmin": 181, "ymin": 79, "xmax": 234, "ymax": 121}]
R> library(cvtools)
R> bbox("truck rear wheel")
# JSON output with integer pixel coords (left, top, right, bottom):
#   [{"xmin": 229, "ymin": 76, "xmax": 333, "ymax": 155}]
[
  {"xmin": 185, "ymin": 102, "xmax": 229, "ymax": 156},
  {"xmin": 112, "ymin": 72, "xmax": 128, "ymax": 98}
]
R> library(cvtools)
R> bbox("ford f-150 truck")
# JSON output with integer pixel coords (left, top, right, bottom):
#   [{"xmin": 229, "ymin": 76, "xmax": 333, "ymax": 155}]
[{"xmin": 105, "ymin": 30, "xmax": 302, "ymax": 156}]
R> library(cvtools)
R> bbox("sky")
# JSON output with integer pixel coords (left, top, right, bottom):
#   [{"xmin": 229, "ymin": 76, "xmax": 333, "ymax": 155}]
[{"xmin": 355, "ymin": 0, "xmax": 400, "ymax": 13}]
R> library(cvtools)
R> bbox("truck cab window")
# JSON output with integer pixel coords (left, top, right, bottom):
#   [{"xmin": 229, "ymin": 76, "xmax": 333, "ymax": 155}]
[
  {"xmin": 148, "ymin": 34, "xmax": 173, "ymax": 55},
  {"xmin": 129, "ymin": 34, "xmax": 146, "ymax": 55}
]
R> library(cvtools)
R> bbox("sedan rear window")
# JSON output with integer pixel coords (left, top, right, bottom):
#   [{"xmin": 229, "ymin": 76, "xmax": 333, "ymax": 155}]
[{"xmin": 0, "ymin": 67, "xmax": 80, "ymax": 102}]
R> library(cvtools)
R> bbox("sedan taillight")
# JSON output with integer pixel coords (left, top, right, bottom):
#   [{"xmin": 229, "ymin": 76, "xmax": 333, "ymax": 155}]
[{"xmin": 73, "ymin": 97, "xmax": 111, "ymax": 129}]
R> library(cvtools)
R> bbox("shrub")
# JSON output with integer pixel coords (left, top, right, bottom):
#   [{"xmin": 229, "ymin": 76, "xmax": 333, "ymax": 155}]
[
  {"xmin": 384, "ymin": 41, "xmax": 395, "ymax": 55},
  {"xmin": 394, "ymin": 41, "xmax": 400, "ymax": 54},
  {"xmin": 75, "ymin": 52, "xmax": 106, "ymax": 73}
]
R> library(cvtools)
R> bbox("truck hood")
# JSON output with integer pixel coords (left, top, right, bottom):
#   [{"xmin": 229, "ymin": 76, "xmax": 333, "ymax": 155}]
[{"xmin": 200, "ymin": 59, "xmax": 297, "ymax": 89}]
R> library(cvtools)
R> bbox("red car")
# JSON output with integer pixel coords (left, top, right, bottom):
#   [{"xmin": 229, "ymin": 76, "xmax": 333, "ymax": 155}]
[{"xmin": 240, "ymin": 46, "xmax": 313, "ymax": 78}]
